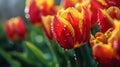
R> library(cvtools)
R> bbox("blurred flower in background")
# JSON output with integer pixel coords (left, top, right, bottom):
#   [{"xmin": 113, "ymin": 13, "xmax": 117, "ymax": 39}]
[
  {"xmin": 5, "ymin": 17, "xmax": 27, "ymax": 42},
  {"xmin": 25, "ymin": 0, "xmax": 56, "ymax": 26}
]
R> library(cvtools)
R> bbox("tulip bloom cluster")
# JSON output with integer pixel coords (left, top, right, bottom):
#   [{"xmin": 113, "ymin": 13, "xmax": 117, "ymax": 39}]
[
  {"xmin": 26, "ymin": 0, "xmax": 91, "ymax": 49},
  {"xmin": 2, "ymin": 0, "xmax": 120, "ymax": 67},
  {"xmin": 23, "ymin": 0, "xmax": 120, "ymax": 66},
  {"xmin": 5, "ymin": 17, "xmax": 27, "ymax": 41}
]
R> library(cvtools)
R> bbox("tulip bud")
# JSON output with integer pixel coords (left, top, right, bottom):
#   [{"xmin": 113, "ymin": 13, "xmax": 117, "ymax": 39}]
[
  {"xmin": 25, "ymin": 0, "xmax": 41, "ymax": 26},
  {"xmin": 41, "ymin": 15, "xmax": 54, "ymax": 40},
  {"xmin": 99, "ymin": 6, "xmax": 120, "ymax": 33},
  {"xmin": 5, "ymin": 17, "xmax": 27, "ymax": 41},
  {"xmin": 52, "ymin": 7, "xmax": 91, "ymax": 49},
  {"xmin": 25, "ymin": 0, "xmax": 56, "ymax": 26}
]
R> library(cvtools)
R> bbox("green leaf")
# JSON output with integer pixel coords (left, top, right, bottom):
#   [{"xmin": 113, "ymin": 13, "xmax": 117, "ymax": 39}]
[
  {"xmin": 0, "ymin": 48, "xmax": 21, "ymax": 67},
  {"xmin": 11, "ymin": 52, "xmax": 38, "ymax": 67},
  {"xmin": 25, "ymin": 41, "xmax": 51, "ymax": 67}
]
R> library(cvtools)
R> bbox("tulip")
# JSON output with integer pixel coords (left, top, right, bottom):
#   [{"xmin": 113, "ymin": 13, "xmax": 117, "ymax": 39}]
[
  {"xmin": 90, "ymin": 21, "xmax": 120, "ymax": 67},
  {"xmin": 25, "ymin": 0, "xmax": 42, "ymax": 26},
  {"xmin": 90, "ymin": 0, "xmax": 120, "ymax": 27},
  {"xmin": 25, "ymin": 0, "xmax": 56, "ymax": 26},
  {"xmin": 5, "ymin": 17, "xmax": 27, "ymax": 41},
  {"xmin": 52, "ymin": 7, "xmax": 91, "ymax": 49},
  {"xmin": 41, "ymin": 15, "xmax": 54, "ymax": 40},
  {"xmin": 99, "ymin": 6, "xmax": 120, "ymax": 33},
  {"xmin": 90, "ymin": 30, "xmax": 118, "ymax": 67}
]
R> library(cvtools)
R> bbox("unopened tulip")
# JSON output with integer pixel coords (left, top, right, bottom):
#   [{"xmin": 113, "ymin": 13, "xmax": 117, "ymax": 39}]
[
  {"xmin": 52, "ymin": 7, "xmax": 91, "ymax": 49},
  {"xmin": 42, "ymin": 15, "xmax": 54, "ymax": 40},
  {"xmin": 25, "ymin": 0, "xmax": 56, "ymax": 26},
  {"xmin": 5, "ymin": 17, "xmax": 27, "ymax": 41}
]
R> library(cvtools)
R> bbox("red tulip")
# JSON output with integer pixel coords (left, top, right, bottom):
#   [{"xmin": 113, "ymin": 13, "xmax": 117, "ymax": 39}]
[
  {"xmin": 25, "ymin": 0, "xmax": 41, "ymax": 26},
  {"xmin": 90, "ymin": 0, "xmax": 108, "ymax": 27},
  {"xmin": 99, "ymin": 6, "xmax": 120, "ymax": 33},
  {"xmin": 90, "ymin": 30, "xmax": 117, "ymax": 67},
  {"xmin": 5, "ymin": 17, "xmax": 27, "ymax": 41},
  {"xmin": 25, "ymin": 0, "xmax": 56, "ymax": 26},
  {"xmin": 90, "ymin": 21, "xmax": 120, "ymax": 67},
  {"xmin": 90, "ymin": 0, "xmax": 120, "ymax": 27},
  {"xmin": 41, "ymin": 15, "xmax": 54, "ymax": 40},
  {"xmin": 52, "ymin": 7, "xmax": 91, "ymax": 49}
]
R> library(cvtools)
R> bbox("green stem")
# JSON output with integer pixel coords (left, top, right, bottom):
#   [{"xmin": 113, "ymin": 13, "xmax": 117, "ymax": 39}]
[
  {"xmin": 44, "ymin": 34, "xmax": 59, "ymax": 67},
  {"xmin": 74, "ymin": 48, "xmax": 81, "ymax": 67},
  {"xmin": 91, "ymin": 25, "xmax": 100, "ymax": 35},
  {"xmin": 64, "ymin": 50, "xmax": 71, "ymax": 67},
  {"xmin": 81, "ymin": 44, "xmax": 95, "ymax": 67}
]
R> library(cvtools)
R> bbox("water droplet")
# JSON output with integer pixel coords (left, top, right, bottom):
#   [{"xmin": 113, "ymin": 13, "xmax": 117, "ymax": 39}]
[
  {"xmin": 64, "ymin": 39, "xmax": 67, "ymax": 42},
  {"xmin": 74, "ymin": 57, "xmax": 77, "ymax": 60},
  {"xmin": 35, "ymin": 35, "xmax": 43, "ymax": 43},
  {"xmin": 66, "ymin": 33, "xmax": 70, "ymax": 36},
  {"xmin": 64, "ymin": 49, "xmax": 68, "ymax": 51},
  {"xmin": 74, "ymin": 53, "xmax": 76, "ymax": 57},
  {"xmin": 64, "ymin": 25, "xmax": 66, "ymax": 28}
]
